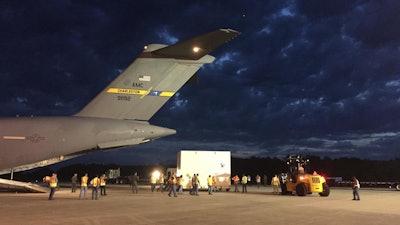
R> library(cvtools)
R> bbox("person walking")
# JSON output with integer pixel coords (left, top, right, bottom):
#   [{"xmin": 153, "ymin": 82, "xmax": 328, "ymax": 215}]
[
  {"xmin": 352, "ymin": 177, "xmax": 360, "ymax": 201},
  {"xmin": 207, "ymin": 175, "xmax": 213, "ymax": 195},
  {"xmin": 177, "ymin": 175, "xmax": 184, "ymax": 195},
  {"xmin": 79, "ymin": 173, "xmax": 88, "ymax": 199},
  {"xmin": 90, "ymin": 175, "xmax": 100, "ymax": 200},
  {"xmin": 168, "ymin": 175, "xmax": 177, "ymax": 197},
  {"xmin": 44, "ymin": 173, "xmax": 58, "ymax": 200}
]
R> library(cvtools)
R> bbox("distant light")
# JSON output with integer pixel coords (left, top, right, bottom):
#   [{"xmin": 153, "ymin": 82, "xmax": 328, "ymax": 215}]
[
  {"xmin": 144, "ymin": 46, "xmax": 148, "ymax": 50},
  {"xmin": 152, "ymin": 170, "xmax": 160, "ymax": 178},
  {"xmin": 193, "ymin": 46, "xmax": 200, "ymax": 53}
]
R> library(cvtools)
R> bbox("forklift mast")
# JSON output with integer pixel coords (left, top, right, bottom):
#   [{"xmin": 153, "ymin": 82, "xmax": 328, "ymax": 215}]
[{"xmin": 286, "ymin": 155, "xmax": 310, "ymax": 176}]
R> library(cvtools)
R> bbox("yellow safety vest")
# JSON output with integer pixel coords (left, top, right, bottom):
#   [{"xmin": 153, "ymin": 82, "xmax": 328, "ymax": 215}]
[
  {"xmin": 242, "ymin": 176, "xmax": 248, "ymax": 184},
  {"xmin": 100, "ymin": 177, "xmax": 106, "ymax": 186},
  {"xmin": 49, "ymin": 176, "xmax": 57, "ymax": 188},
  {"xmin": 91, "ymin": 177, "xmax": 100, "ymax": 187},
  {"xmin": 272, "ymin": 177, "xmax": 279, "ymax": 185},
  {"xmin": 81, "ymin": 176, "xmax": 88, "ymax": 187},
  {"xmin": 207, "ymin": 177, "xmax": 213, "ymax": 186}
]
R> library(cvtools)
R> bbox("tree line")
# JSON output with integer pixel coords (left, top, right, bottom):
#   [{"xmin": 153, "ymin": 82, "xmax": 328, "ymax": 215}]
[
  {"xmin": 2, "ymin": 156, "xmax": 400, "ymax": 183},
  {"xmin": 232, "ymin": 156, "xmax": 400, "ymax": 182}
]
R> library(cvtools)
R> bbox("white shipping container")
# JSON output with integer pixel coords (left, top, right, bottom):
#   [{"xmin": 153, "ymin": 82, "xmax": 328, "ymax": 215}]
[{"xmin": 176, "ymin": 150, "xmax": 231, "ymax": 191}]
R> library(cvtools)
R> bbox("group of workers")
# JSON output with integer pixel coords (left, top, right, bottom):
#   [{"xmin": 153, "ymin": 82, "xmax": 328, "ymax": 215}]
[
  {"xmin": 149, "ymin": 172, "xmax": 218, "ymax": 197},
  {"xmin": 232, "ymin": 174, "xmax": 278, "ymax": 193},
  {"xmin": 43, "ymin": 172, "xmax": 107, "ymax": 200},
  {"xmin": 43, "ymin": 171, "xmax": 361, "ymax": 201}
]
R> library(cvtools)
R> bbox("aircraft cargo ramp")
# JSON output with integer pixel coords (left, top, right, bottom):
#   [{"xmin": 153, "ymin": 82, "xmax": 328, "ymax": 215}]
[{"xmin": 0, "ymin": 178, "xmax": 48, "ymax": 193}]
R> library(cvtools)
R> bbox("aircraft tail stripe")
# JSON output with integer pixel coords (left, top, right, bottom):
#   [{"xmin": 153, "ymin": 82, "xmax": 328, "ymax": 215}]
[{"xmin": 107, "ymin": 88, "xmax": 175, "ymax": 97}]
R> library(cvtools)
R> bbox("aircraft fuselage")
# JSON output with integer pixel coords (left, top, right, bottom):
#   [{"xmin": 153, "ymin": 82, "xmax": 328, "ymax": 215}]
[{"xmin": 0, "ymin": 116, "xmax": 175, "ymax": 170}]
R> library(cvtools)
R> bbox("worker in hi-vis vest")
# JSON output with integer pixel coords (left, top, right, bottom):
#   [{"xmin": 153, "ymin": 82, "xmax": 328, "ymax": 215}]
[
  {"xmin": 100, "ymin": 174, "xmax": 107, "ymax": 196},
  {"xmin": 44, "ymin": 173, "xmax": 58, "ymax": 200},
  {"xmin": 90, "ymin": 175, "xmax": 100, "ymax": 200},
  {"xmin": 79, "ymin": 173, "xmax": 89, "ymax": 200}
]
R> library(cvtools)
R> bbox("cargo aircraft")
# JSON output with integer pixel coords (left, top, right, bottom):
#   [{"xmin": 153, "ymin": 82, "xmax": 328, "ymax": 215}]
[{"xmin": 0, "ymin": 29, "xmax": 239, "ymax": 174}]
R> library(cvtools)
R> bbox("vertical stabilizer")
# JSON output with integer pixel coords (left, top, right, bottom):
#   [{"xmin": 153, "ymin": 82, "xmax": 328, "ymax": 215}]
[{"xmin": 75, "ymin": 29, "xmax": 240, "ymax": 121}]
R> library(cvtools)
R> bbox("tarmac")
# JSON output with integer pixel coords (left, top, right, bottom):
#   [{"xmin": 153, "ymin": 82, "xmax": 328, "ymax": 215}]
[{"xmin": 0, "ymin": 185, "xmax": 399, "ymax": 225}]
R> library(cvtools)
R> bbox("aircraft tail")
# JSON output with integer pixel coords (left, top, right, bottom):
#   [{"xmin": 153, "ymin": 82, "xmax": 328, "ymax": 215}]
[{"xmin": 75, "ymin": 29, "xmax": 239, "ymax": 121}]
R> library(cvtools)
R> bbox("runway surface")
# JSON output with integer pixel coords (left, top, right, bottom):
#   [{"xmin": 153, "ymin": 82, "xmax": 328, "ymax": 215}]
[{"xmin": 0, "ymin": 185, "xmax": 399, "ymax": 225}]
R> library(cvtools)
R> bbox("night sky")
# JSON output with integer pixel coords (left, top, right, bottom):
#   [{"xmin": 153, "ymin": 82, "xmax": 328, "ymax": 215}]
[{"xmin": 2, "ymin": 0, "xmax": 400, "ymax": 165}]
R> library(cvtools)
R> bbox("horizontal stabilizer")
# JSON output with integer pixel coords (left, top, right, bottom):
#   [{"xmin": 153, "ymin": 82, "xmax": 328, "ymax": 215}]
[{"xmin": 151, "ymin": 29, "xmax": 240, "ymax": 60}]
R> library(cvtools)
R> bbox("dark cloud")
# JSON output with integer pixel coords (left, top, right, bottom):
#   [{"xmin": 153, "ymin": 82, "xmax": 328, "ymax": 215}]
[{"xmin": 1, "ymin": 0, "xmax": 400, "ymax": 164}]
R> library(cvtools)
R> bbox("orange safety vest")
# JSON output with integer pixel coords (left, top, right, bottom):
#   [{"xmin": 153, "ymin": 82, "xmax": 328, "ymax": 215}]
[
  {"xmin": 169, "ymin": 176, "xmax": 176, "ymax": 184},
  {"xmin": 212, "ymin": 177, "xmax": 216, "ymax": 186},
  {"xmin": 232, "ymin": 176, "xmax": 240, "ymax": 184}
]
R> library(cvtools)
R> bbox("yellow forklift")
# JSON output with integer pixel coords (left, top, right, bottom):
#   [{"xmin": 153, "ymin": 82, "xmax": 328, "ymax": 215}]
[{"xmin": 279, "ymin": 155, "xmax": 330, "ymax": 197}]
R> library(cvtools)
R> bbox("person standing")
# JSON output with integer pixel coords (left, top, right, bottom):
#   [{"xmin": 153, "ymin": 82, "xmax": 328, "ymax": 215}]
[
  {"xmin": 271, "ymin": 174, "xmax": 280, "ymax": 195},
  {"xmin": 207, "ymin": 175, "xmax": 213, "ymax": 195},
  {"xmin": 79, "ymin": 173, "xmax": 88, "ymax": 200},
  {"xmin": 191, "ymin": 174, "xmax": 200, "ymax": 196},
  {"xmin": 195, "ymin": 174, "xmax": 200, "ymax": 195},
  {"xmin": 190, "ymin": 174, "xmax": 199, "ymax": 195},
  {"xmin": 132, "ymin": 172, "xmax": 139, "ymax": 194},
  {"xmin": 255, "ymin": 175, "xmax": 261, "ymax": 188},
  {"xmin": 157, "ymin": 173, "xmax": 165, "ymax": 192},
  {"xmin": 100, "ymin": 174, "xmax": 107, "ymax": 196},
  {"xmin": 150, "ymin": 173, "xmax": 157, "ymax": 192},
  {"xmin": 232, "ymin": 175, "xmax": 240, "ymax": 192},
  {"xmin": 241, "ymin": 174, "xmax": 248, "ymax": 193},
  {"xmin": 90, "ymin": 175, "xmax": 100, "ymax": 200},
  {"xmin": 352, "ymin": 177, "xmax": 360, "ymax": 201},
  {"xmin": 44, "ymin": 173, "xmax": 58, "ymax": 200},
  {"xmin": 71, "ymin": 173, "xmax": 78, "ymax": 193}
]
